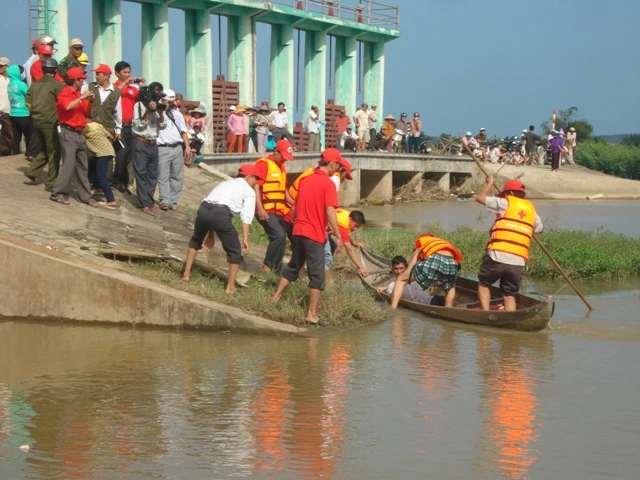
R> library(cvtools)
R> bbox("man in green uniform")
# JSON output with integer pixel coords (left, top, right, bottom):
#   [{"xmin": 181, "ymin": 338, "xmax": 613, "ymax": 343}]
[
  {"xmin": 57, "ymin": 38, "xmax": 83, "ymax": 80},
  {"xmin": 24, "ymin": 57, "xmax": 64, "ymax": 190}
]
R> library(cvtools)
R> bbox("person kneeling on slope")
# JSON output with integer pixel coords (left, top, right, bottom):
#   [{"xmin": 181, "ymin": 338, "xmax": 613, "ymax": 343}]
[
  {"xmin": 475, "ymin": 176, "xmax": 543, "ymax": 311},
  {"xmin": 327, "ymin": 208, "xmax": 369, "ymax": 277},
  {"xmin": 390, "ymin": 233, "xmax": 463, "ymax": 308},
  {"xmin": 182, "ymin": 164, "xmax": 262, "ymax": 293}
]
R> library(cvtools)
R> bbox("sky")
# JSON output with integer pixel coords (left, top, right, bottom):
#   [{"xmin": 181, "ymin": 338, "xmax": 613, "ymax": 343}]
[{"xmin": 1, "ymin": 0, "xmax": 639, "ymax": 137}]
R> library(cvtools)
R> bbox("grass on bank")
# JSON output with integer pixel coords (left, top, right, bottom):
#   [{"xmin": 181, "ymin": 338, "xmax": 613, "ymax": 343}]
[
  {"xmin": 351, "ymin": 225, "xmax": 640, "ymax": 280},
  {"xmin": 128, "ymin": 260, "xmax": 386, "ymax": 328},
  {"xmin": 576, "ymin": 140, "xmax": 640, "ymax": 180}
]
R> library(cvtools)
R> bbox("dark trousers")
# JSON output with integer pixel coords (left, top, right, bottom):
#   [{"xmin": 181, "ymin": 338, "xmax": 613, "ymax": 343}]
[
  {"xmin": 257, "ymin": 212, "xmax": 288, "ymax": 269},
  {"xmin": 408, "ymin": 137, "xmax": 420, "ymax": 153},
  {"xmin": 189, "ymin": 203, "xmax": 242, "ymax": 263},
  {"xmin": 551, "ymin": 151, "xmax": 560, "ymax": 170},
  {"xmin": 0, "ymin": 113, "xmax": 13, "ymax": 156},
  {"xmin": 282, "ymin": 235, "xmax": 326, "ymax": 290},
  {"xmin": 50, "ymin": 128, "xmax": 93, "ymax": 203},
  {"xmin": 368, "ymin": 128, "xmax": 377, "ymax": 150},
  {"xmin": 10, "ymin": 116, "xmax": 33, "ymax": 155},
  {"xmin": 24, "ymin": 122, "xmax": 61, "ymax": 190},
  {"xmin": 95, "ymin": 155, "xmax": 115, "ymax": 202},
  {"xmin": 272, "ymin": 127, "xmax": 294, "ymax": 144},
  {"xmin": 133, "ymin": 139, "xmax": 159, "ymax": 208},
  {"xmin": 113, "ymin": 124, "xmax": 134, "ymax": 187}
]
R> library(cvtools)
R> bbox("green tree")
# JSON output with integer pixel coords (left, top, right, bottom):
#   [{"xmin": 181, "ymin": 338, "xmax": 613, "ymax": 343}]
[
  {"xmin": 541, "ymin": 106, "xmax": 578, "ymax": 134},
  {"xmin": 622, "ymin": 134, "xmax": 640, "ymax": 147},
  {"xmin": 568, "ymin": 119, "xmax": 594, "ymax": 142}
]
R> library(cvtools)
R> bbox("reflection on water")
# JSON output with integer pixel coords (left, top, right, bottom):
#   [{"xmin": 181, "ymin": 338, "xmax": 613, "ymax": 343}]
[{"xmin": 0, "ymin": 314, "xmax": 638, "ymax": 479}]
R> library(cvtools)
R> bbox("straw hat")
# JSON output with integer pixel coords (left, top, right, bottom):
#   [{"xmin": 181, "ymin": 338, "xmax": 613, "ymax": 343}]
[{"xmin": 385, "ymin": 114, "xmax": 395, "ymax": 121}]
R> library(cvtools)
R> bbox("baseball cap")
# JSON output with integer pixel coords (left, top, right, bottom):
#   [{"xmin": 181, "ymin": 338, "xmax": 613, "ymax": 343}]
[
  {"xmin": 339, "ymin": 158, "xmax": 353, "ymax": 180},
  {"xmin": 32, "ymin": 39, "xmax": 39, "ymax": 49},
  {"xmin": 69, "ymin": 38, "xmax": 84, "ymax": 48},
  {"xmin": 238, "ymin": 164, "xmax": 263, "ymax": 179},
  {"xmin": 229, "ymin": 105, "xmax": 236, "ymax": 111},
  {"xmin": 0, "ymin": 57, "xmax": 9, "ymax": 66},
  {"xmin": 38, "ymin": 44, "xmax": 53, "ymax": 55},
  {"xmin": 163, "ymin": 89, "xmax": 176, "ymax": 99},
  {"xmin": 66, "ymin": 67, "xmax": 87, "ymax": 80},
  {"xmin": 91, "ymin": 64, "xmax": 112, "ymax": 75},
  {"xmin": 321, "ymin": 148, "xmax": 344, "ymax": 164},
  {"xmin": 275, "ymin": 140, "xmax": 294, "ymax": 161},
  {"xmin": 77, "ymin": 53, "xmax": 89, "ymax": 66}
]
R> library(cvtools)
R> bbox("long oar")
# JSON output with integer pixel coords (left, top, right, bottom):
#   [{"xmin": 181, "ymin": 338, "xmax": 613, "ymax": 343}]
[{"xmin": 461, "ymin": 142, "xmax": 594, "ymax": 310}]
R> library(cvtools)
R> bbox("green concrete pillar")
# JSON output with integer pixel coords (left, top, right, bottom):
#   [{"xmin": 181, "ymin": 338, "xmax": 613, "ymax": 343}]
[
  {"xmin": 270, "ymin": 24, "xmax": 294, "ymax": 126},
  {"xmin": 227, "ymin": 16, "xmax": 256, "ymax": 108},
  {"xmin": 185, "ymin": 9, "xmax": 213, "ymax": 152},
  {"xmin": 92, "ymin": 0, "xmax": 122, "ymax": 69},
  {"xmin": 334, "ymin": 36, "xmax": 357, "ymax": 116},
  {"xmin": 304, "ymin": 30, "xmax": 327, "ymax": 148},
  {"xmin": 46, "ymin": 0, "xmax": 69, "ymax": 62},
  {"xmin": 141, "ymin": 3, "xmax": 170, "ymax": 88},
  {"xmin": 363, "ymin": 42, "xmax": 385, "ymax": 119}
]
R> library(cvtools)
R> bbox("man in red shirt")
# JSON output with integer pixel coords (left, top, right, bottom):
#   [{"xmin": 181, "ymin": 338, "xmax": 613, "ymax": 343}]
[
  {"xmin": 112, "ymin": 60, "xmax": 143, "ymax": 193},
  {"xmin": 49, "ymin": 67, "xmax": 97, "ymax": 206},
  {"xmin": 30, "ymin": 44, "xmax": 64, "ymax": 83},
  {"xmin": 334, "ymin": 108, "xmax": 350, "ymax": 151},
  {"xmin": 272, "ymin": 148, "xmax": 347, "ymax": 326}
]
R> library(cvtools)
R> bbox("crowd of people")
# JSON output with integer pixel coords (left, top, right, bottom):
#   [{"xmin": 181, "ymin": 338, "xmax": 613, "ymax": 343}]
[
  {"xmin": 461, "ymin": 125, "xmax": 578, "ymax": 173},
  {"xmin": 0, "ymin": 35, "xmax": 207, "ymax": 212}
]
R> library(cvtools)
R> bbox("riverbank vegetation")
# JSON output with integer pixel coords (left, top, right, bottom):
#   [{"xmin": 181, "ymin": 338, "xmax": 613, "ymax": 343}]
[
  {"xmin": 351, "ymin": 225, "xmax": 640, "ymax": 280},
  {"xmin": 129, "ymin": 261, "xmax": 386, "ymax": 328},
  {"xmin": 576, "ymin": 139, "xmax": 640, "ymax": 180}
]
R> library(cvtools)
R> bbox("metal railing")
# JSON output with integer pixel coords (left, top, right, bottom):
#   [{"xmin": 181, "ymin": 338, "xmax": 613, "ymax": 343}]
[{"xmin": 270, "ymin": 0, "xmax": 400, "ymax": 30}]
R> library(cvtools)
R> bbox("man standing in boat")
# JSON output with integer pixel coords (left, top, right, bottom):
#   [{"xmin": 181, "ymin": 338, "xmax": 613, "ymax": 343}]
[
  {"xmin": 475, "ymin": 176, "xmax": 543, "ymax": 312},
  {"xmin": 390, "ymin": 234, "xmax": 463, "ymax": 309}
]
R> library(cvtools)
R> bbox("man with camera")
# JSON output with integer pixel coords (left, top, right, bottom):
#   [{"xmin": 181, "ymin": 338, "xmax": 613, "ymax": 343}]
[
  {"xmin": 156, "ymin": 88, "xmax": 192, "ymax": 211},
  {"xmin": 132, "ymin": 84, "xmax": 166, "ymax": 214}
]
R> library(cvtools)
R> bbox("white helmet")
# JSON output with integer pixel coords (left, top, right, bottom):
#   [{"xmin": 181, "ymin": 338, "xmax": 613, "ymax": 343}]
[{"xmin": 38, "ymin": 34, "xmax": 57, "ymax": 46}]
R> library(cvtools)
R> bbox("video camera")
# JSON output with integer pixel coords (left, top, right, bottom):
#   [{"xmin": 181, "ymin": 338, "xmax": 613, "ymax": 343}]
[{"xmin": 138, "ymin": 86, "xmax": 167, "ymax": 111}]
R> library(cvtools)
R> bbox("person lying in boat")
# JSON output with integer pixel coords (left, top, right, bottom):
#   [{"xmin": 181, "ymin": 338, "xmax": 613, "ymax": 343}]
[
  {"xmin": 385, "ymin": 255, "xmax": 436, "ymax": 304},
  {"xmin": 390, "ymin": 234, "xmax": 463, "ymax": 309},
  {"xmin": 475, "ymin": 176, "xmax": 543, "ymax": 312}
]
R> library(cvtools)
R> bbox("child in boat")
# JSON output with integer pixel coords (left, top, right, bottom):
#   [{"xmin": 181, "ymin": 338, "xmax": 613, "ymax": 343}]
[
  {"xmin": 390, "ymin": 235, "xmax": 463, "ymax": 308},
  {"xmin": 475, "ymin": 175, "xmax": 543, "ymax": 311},
  {"xmin": 385, "ymin": 255, "xmax": 436, "ymax": 304}
]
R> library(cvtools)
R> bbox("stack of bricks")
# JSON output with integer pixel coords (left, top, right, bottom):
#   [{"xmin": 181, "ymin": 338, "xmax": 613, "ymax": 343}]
[
  {"xmin": 211, "ymin": 75, "xmax": 240, "ymax": 153},
  {"xmin": 293, "ymin": 122, "xmax": 309, "ymax": 151},
  {"xmin": 324, "ymin": 99, "xmax": 345, "ymax": 150}
]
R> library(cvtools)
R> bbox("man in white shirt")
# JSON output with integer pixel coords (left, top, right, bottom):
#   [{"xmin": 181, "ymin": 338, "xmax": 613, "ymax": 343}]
[
  {"xmin": 341, "ymin": 127, "xmax": 358, "ymax": 152},
  {"xmin": 269, "ymin": 102, "xmax": 294, "ymax": 144},
  {"xmin": 306, "ymin": 104, "xmax": 325, "ymax": 152},
  {"xmin": 23, "ymin": 40, "xmax": 39, "ymax": 86},
  {"xmin": 353, "ymin": 103, "xmax": 369, "ymax": 151},
  {"xmin": 385, "ymin": 255, "xmax": 434, "ymax": 304},
  {"xmin": 367, "ymin": 104, "xmax": 378, "ymax": 151},
  {"xmin": 156, "ymin": 88, "xmax": 192, "ymax": 211},
  {"xmin": 182, "ymin": 164, "xmax": 262, "ymax": 293}
]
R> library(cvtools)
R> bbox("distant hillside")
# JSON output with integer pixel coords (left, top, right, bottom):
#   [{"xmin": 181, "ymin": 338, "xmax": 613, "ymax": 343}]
[{"xmin": 595, "ymin": 134, "xmax": 638, "ymax": 144}]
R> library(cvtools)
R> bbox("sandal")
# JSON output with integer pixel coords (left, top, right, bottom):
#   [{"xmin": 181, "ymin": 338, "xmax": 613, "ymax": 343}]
[
  {"xmin": 305, "ymin": 319, "xmax": 328, "ymax": 327},
  {"xmin": 50, "ymin": 198, "xmax": 70, "ymax": 205}
]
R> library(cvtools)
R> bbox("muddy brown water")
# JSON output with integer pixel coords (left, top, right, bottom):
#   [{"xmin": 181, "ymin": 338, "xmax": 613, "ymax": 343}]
[{"xmin": 1, "ymin": 202, "xmax": 640, "ymax": 479}]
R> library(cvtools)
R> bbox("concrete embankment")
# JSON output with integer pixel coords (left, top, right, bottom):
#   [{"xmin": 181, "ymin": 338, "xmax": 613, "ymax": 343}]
[{"xmin": 0, "ymin": 155, "xmax": 305, "ymax": 335}]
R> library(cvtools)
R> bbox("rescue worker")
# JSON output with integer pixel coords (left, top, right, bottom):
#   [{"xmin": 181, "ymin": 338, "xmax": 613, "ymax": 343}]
[
  {"xmin": 253, "ymin": 139, "xmax": 295, "ymax": 272},
  {"xmin": 328, "ymin": 208, "xmax": 369, "ymax": 277},
  {"xmin": 390, "ymin": 233, "xmax": 463, "ymax": 308},
  {"xmin": 24, "ymin": 57, "xmax": 64, "ymax": 190},
  {"xmin": 475, "ymin": 176, "xmax": 543, "ymax": 312}
]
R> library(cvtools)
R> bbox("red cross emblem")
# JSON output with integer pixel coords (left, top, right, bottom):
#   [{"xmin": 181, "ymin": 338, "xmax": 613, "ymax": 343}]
[{"xmin": 518, "ymin": 210, "xmax": 526, "ymax": 219}]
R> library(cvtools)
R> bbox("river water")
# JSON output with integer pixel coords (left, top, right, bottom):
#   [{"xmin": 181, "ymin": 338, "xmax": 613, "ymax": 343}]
[{"xmin": 1, "ymin": 202, "xmax": 640, "ymax": 479}]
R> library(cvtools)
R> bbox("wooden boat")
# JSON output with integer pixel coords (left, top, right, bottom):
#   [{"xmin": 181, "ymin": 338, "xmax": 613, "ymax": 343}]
[{"xmin": 358, "ymin": 248, "xmax": 554, "ymax": 332}]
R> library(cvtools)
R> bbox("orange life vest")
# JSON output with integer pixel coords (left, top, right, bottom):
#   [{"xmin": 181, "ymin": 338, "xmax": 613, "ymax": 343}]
[
  {"xmin": 414, "ymin": 234, "xmax": 463, "ymax": 263},
  {"xmin": 255, "ymin": 157, "xmax": 287, "ymax": 216},
  {"xmin": 487, "ymin": 196, "xmax": 536, "ymax": 260},
  {"xmin": 332, "ymin": 172, "xmax": 341, "ymax": 191},
  {"xmin": 287, "ymin": 167, "xmax": 315, "ymax": 200}
]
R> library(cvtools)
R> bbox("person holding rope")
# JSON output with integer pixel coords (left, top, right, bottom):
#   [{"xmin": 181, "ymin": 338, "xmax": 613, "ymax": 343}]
[{"xmin": 475, "ymin": 176, "xmax": 543, "ymax": 312}]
